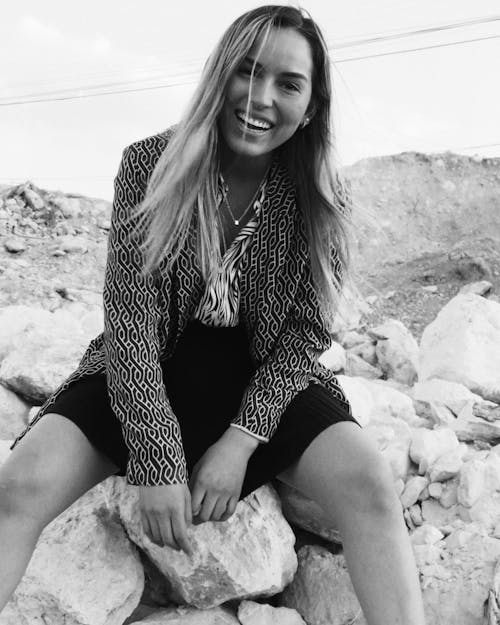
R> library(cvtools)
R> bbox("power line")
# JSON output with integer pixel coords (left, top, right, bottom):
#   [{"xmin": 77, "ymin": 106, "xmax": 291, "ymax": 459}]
[
  {"xmin": 334, "ymin": 33, "xmax": 499, "ymax": 63},
  {"xmin": 1, "ymin": 15, "xmax": 499, "ymax": 107},
  {"xmin": 328, "ymin": 13, "xmax": 500, "ymax": 48}
]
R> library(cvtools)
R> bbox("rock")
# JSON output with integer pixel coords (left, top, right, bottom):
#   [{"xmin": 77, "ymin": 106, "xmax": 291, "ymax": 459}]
[
  {"xmin": 428, "ymin": 446, "xmax": 466, "ymax": 482},
  {"xmin": 418, "ymin": 527, "xmax": 500, "ymax": 625},
  {"xmin": 3, "ymin": 237, "xmax": 27, "ymax": 253},
  {"xmin": 337, "ymin": 375, "xmax": 419, "ymax": 428},
  {"xmin": 116, "ymin": 481, "xmax": 297, "ymax": 609},
  {"xmin": 1, "ymin": 481, "xmax": 143, "ymax": 625},
  {"xmin": 422, "ymin": 285, "xmax": 438, "ymax": 293},
  {"xmin": 408, "ymin": 504, "xmax": 424, "ymax": 526},
  {"xmin": 421, "ymin": 499, "xmax": 461, "ymax": 527},
  {"xmin": 238, "ymin": 600, "xmax": 306, "ymax": 625},
  {"xmin": 348, "ymin": 341, "xmax": 378, "ymax": 366},
  {"xmin": 344, "ymin": 351, "xmax": 382, "ymax": 379},
  {"xmin": 21, "ymin": 187, "xmax": 44, "ymax": 210},
  {"xmin": 275, "ymin": 481, "xmax": 342, "ymax": 544},
  {"xmin": 459, "ymin": 280, "xmax": 493, "ymax": 296},
  {"xmin": 458, "ymin": 452, "xmax": 500, "ymax": 508},
  {"xmin": 409, "ymin": 428, "xmax": 459, "ymax": 474},
  {"xmin": 428, "ymin": 482, "xmax": 443, "ymax": 499},
  {"xmin": 368, "ymin": 319, "xmax": 419, "ymax": 385},
  {"xmin": 51, "ymin": 195, "xmax": 81, "ymax": 219},
  {"xmin": 400, "ymin": 476, "xmax": 429, "ymax": 509},
  {"xmin": 410, "ymin": 524, "xmax": 444, "ymax": 545},
  {"xmin": 412, "ymin": 379, "xmax": 483, "ymax": 418},
  {"xmin": 338, "ymin": 330, "xmax": 367, "ymax": 349},
  {"xmin": 318, "ymin": 340, "xmax": 345, "ymax": 372},
  {"xmin": 0, "ymin": 305, "xmax": 58, "ymax": 362},
  {"xmin": 0, "ymin": 326, "xmax": 91, "ymax": 403},
  {"xmin": 439, "ymin": 478, "xmax": 459, "ymax": 508},
  {"xmin": 419, "ymin": 293, "xmax": 500, "ymax": 403},
  {"xmin": 0, "ymin": 383, "xmax": 31, "ymax": 439},
  {"xmin": 279, "ymin": 545, "xmax": 366, "ymax": 625},
  {"xmin": 125, "ymin": 605, "xmax": 240, "ymax": 624},
  {"xmin": 58, "ymin": 235, "xmax": 88, "ymax": 254}
]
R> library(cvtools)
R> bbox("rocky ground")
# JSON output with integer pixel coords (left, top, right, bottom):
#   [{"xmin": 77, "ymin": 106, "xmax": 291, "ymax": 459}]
[
  {"xmin": 1, "ymin": 150, "xmax": 499, "ymax": 625},
  {"xmin": 2, "ymin": 149, "xmax": 500, "ymax": 343}
]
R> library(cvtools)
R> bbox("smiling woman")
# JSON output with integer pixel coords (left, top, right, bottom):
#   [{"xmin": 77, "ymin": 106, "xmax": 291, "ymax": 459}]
[{"xmin": 3, "ymin": 5, "xmax": 426, "ymax": 624}]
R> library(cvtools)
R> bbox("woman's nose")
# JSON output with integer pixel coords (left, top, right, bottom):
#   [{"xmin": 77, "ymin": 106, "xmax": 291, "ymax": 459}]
[{"xmin": 249, "ymin": 77, "xmax": 274, "ymax": 108}]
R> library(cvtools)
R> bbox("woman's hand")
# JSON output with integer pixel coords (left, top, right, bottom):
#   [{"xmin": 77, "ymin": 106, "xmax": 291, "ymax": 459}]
[
  {"xmin": 189, "ymin": 428, "xmax": 258, "ymax": 524},
  {"xmin": 139, "ymin": 483, "xmax": 194, "ymax": 556}
]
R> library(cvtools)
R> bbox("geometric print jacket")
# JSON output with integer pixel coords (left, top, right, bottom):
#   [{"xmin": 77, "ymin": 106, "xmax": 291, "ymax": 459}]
[{"xmin": 10, "ymin": 128, "xmax": 352, "ymax": 487}]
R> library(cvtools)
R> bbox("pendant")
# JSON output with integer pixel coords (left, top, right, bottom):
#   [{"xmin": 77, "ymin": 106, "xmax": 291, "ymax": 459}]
[{"xmin": 234, "ymin": 220, "xmax": 239, "ymax": 225}]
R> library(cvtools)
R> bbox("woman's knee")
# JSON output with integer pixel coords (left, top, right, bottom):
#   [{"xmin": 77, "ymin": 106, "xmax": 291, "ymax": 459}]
[
  {"xmin": 0, "ymin": 413, "xmax": 119, "ymax": 526},
  {"xmin": 280, "ymin": 422, "xmax": 399, "ymax": 516}
]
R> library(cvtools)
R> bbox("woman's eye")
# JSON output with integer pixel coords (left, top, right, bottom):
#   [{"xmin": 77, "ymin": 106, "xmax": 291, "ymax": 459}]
[{"xmin": 283, "ymin": 82, "xmax": 300, "ymax": 93}]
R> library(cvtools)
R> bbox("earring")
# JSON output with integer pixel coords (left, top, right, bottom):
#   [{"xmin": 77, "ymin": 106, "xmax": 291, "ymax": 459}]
[{"xmin": 300, "ymin": 116, "xmax": 310, "ymax": 129}]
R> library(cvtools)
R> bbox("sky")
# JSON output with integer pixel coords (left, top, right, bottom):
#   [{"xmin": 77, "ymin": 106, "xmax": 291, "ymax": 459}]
[{"xmin": 1, "ymin": 0, "xmax": 499, "ymax": 201}]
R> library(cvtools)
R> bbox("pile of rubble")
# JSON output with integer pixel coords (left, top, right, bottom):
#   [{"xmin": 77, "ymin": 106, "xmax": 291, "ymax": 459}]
[{"xmin": 0, "ymin": 279, "xmax": 499, "ymax": 624}]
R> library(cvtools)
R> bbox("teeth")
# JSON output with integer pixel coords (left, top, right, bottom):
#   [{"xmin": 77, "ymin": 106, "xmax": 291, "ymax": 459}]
[{"xmin": 236, "ymin": 112, "xmax": 271, "ymax": 129}]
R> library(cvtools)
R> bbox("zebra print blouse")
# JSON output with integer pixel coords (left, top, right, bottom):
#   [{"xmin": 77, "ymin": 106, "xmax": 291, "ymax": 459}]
[{"xmin": 192, "ymin": 172, "xmax": 269, "ymax": 443}]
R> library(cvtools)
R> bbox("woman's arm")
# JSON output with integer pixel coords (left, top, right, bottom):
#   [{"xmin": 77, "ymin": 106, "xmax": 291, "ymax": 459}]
[
  {"xmin": 230, "ymin": 249, "xmax": 342, "ymax": 441},
  {"xmin": 103, "ymin": 142, "xmax": 187, "ymax": 487}
]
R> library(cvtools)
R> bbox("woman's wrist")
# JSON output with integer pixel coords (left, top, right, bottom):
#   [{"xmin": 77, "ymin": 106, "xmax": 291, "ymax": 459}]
[{"xmin": 220, "ymin": 426, "xmax": 260, "ymax": 454}]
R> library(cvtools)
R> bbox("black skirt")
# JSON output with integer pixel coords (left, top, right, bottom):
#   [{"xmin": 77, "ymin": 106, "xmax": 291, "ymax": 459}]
[{"xmin": 48, "ymin": 319, "xmax": 360, "ymax": 500}]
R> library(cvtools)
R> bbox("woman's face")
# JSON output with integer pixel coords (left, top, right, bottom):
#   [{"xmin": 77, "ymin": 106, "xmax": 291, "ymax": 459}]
[{"xmin": 218, "ymin": 27, "xmax": 315, "ymax": 167}]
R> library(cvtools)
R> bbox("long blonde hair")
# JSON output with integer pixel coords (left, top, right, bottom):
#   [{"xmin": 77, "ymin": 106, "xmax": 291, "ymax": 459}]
[{"xmin": 133, "ymin": 5, "xmax": 354, "ymax": 328}]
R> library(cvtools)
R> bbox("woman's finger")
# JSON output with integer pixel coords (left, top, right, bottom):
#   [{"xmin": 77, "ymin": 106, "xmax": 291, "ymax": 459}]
[
  {"xmin": 171, "ymin": 510, "xmax": 194, "ymax": 556},
  {"xmin": 156, "ymin": 514, "xmax": 178, "ymax": 550},
  {"xmin": 141, "ymin": 512, "xmax": 156, "ymax": 542},
  {"xmin": 184, "ymin": 488, "xmax": 193, "ymax": 527},
  {"xmin": 220, "ymin": 497, "xmax": 238, "ymax": 522},
  {"xmin": 212, "ymin": 496, "xmax": 230, "ymax": 522},
  {"xmin": 198, "ymin": 491, "xmax": 217, "ymax": 523},
  {"xmin": 190, "ymin": 480, "xmax": 205, "ymax": 517}
]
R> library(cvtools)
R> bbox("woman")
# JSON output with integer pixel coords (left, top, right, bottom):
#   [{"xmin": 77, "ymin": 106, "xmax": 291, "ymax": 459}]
[{"xmin": 0, "ymin": 5, "xmax": 426, "ymax": 624}]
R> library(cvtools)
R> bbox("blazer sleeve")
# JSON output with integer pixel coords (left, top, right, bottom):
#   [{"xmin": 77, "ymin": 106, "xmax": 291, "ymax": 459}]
[
  {"xmin": 103, "ymin": 143, "xmax": 187, "ymax": 486},
  {"xmin": 231, "ymin": 247, "xmax": 342, "ymax": 442}
]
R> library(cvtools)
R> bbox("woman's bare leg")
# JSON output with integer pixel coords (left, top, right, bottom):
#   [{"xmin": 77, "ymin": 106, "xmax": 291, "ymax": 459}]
[
  {"xmin": 277, "ymin": 421, "xmax": 426, "ymax": 625},
  {"xmin": 0, "ymin": 414, "xmax": 119, "ymax": 613}
]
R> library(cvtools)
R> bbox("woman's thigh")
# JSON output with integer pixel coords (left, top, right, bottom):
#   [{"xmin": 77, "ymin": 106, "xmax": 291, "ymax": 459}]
[
  {"xmin": 275, "ymin": 421, "xmax": 396, "ymax": 524},
  {"xmin": 1, "ymin": 413, "xmax": 119, "ymax": 527}
]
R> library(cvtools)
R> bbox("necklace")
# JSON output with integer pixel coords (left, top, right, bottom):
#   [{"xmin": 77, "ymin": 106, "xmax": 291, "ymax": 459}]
[{"xmin": 220, "ymin": 164, "xmax": 271, "ymax": 226}]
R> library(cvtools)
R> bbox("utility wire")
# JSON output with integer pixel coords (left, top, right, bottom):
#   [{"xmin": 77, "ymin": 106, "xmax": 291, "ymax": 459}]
[{"xmin": 1, "ymin": 15, "xmax": 499, "ymax": 106}]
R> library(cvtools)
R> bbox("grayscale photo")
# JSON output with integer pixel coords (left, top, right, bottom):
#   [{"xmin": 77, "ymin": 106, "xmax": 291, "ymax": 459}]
[{"xmin": 0, "ymin": 2, "xmax": 499, "ymax": 623}]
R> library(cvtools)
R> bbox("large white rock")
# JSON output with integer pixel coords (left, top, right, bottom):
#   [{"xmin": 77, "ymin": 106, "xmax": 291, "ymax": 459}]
[
  {"xmin": 458, "ymin": 453, "xmax": 500, "ymax": 508},
  {"xmin": 400, "ymin": 476, "xmax": 429, "ymax": 509},
  {"xmin": 279, "ymin": 545, "xmax": 366, "ymax": 625},
  {"xmin": 427, "ymin": 446, "xmax": 466, "ymax": 482},
  {"xmin": 409, "ymin": 428, "xmax": 459, "ymax": 475},
  {"xmin": 418, "ymin": 526, "xmax": 500, "ymax": 625},
  {"xmin": 115, "ymin": 481, "xmax": 297, "ymax": 609},
  {"xmin": 336, "ymin": 375, "xmax": 419, "ymax": 427},
  {"xmin": 0, "ymin": 482, "xmax": 143, "ymax": 625},
  {"xmin": 368, "ymin": 319, "xmax": 419, "ymax": 385},
  {"xmin": 0, "ymin": 383, "xmax": 31, "ymax": 439},
  {"xmin": 238, "ymin": 600, "xmax": 306, "ymax": 625},
  {"xmin": 419, "ymin": 293, "xmax": 500, "ymax": 403},
  {"xmin": 0, "ymin": 322, "xmax": 91, "ymax": 403},
  {"xmin": 0, "ymin": 305, "xmax": 53, "ymax": 362},
  {"xmin": 412, "ymin": 379, "xmax": 483, "ymax": 417}
]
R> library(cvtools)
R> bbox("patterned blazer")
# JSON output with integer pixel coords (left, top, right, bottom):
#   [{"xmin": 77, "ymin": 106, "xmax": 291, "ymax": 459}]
[{"xmin": 10, "ymin": 129, "xmax": 351, "ymax": 487}]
